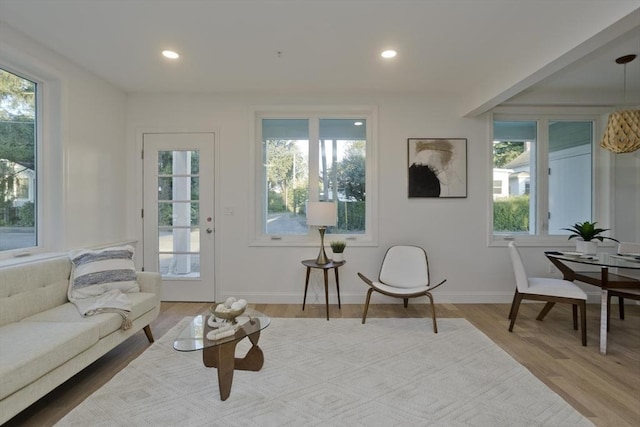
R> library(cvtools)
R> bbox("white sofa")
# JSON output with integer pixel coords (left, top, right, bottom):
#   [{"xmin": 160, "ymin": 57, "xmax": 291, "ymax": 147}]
[{"xmin": 0, "ymin": 255, "xmax": 161, "ymax": 424}]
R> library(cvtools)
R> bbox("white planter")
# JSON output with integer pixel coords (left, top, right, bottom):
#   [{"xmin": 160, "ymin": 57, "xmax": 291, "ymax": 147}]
[
  {"xmin": 332, "ymin": 252, "xmax": 344, "ymax": 262},
  {"xmin": 576, "ymin": 240, "xmax": 598, "ymax": 254}
]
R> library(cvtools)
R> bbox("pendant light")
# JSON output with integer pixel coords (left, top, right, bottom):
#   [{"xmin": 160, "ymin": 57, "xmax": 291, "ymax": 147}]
[{"xmin": 600, "ymin": 54, "xmax": 640, "ymax": 153}]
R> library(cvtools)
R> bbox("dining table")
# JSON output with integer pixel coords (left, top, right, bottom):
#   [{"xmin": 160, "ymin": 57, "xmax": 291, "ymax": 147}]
[{"xmin": 544, "ymin": 251, "xmax": 640, "ymax": 355}]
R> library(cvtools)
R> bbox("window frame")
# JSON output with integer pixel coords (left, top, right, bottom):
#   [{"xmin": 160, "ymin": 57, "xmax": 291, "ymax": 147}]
[
  {"xmin": 488, "ymin": 108, "xmax": 613, "ymax": 248},
  {"xmin": 0, "ymin": 58, "xmax": 63, "ymax": 261},
  {"xmin": 251, "ymin": 106, "xmax": 378, "ymax": 247}
]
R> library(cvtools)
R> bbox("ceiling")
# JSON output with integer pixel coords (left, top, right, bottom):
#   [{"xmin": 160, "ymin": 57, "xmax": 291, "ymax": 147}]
[{"xmin": 1, "ymin": 0, "xmax": 639, "ymax": 115}]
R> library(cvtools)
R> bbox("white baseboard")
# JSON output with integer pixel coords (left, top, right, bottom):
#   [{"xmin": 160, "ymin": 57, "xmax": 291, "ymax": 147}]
[{"xmin": 181, "ymin": 290, "xmax": 614, "ymax": 305}]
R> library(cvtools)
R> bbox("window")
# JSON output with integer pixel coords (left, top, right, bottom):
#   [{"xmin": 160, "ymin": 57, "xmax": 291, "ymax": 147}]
[
  {"xmin": 491, "ymin": 115, "xmax": 599, "ymax": 243},
  {"xmin": 492, "ymin": 180, "xmax": 502, "ymax": 195},
  {"xmin": 0, "ymin": 68, "xmax": 37, "ymax": 253},
  {"xmin": 254, "ymin": 108, "xmax": 376, "ymax": 244}
]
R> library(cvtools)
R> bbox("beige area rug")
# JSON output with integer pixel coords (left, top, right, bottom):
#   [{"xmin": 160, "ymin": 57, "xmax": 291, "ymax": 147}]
[{"xmin": 56, "ymin": 318, "xmax": 593, "ymax": 427}]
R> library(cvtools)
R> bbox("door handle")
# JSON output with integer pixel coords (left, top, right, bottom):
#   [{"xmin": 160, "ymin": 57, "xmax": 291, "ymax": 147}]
[{"xmin": 206, "ymin": 228, "xmax": 213, "ymax": 234}]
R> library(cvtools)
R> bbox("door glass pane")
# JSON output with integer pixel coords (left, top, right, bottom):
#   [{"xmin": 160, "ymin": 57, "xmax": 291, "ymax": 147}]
[
  {"xmin": 548, "ymin": 121, "xmax": 592, "ymax": 234},
  {"xmin": 158, "ymin": 202, "xmax": 200, "ymax": 227},
  {"xmin": 158, "ymin": 177, "xmax": 199, "ymax": 201},
  {"xmin": 0, "ymin": 69, "xmax": 37, "ymax": 252},
  {"xmin": 319, "ymin": 119, "xmax": 366, "ymax": 234},
  {"xmin": 158, "ymin": 150, "xmax": 199, "ymax": 174},
  {"xmin": 262, "ymin": 119, "xmax": 309, "ymax": 234},
  {"xmin": 159, "ymin": 253, "xmax": 200, "ymax": 278},
  {"xmin": 158, "ymin": 227, "xmax": 200, "ymax": 252},
  {"xmin": 492, "ymin": 121, "xmax": 537, "ymax": 235},
  {"xmin": 156, "ymin": 149, "xmax": 200, "ymax": 278}
]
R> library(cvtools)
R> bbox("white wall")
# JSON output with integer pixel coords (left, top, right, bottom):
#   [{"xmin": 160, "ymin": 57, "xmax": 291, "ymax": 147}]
[
  {"xmin": 614, "ymin": 152, "xmax": 640, "ymax": 242},
  {"xmin": 0, "ymin": 22, "xmax": 128, "ymax": 252},
  {"xmin": 4, "ymin": 21, "xmax": 636, "ymax": 302},
  {"xmin": 126, "ymin": 93, "xmax": 601, "ymax": 304}
]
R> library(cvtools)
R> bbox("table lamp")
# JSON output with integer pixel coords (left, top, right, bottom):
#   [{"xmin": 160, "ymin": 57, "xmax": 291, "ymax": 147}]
[{"xmin": 306, "ymin": 201, "xmax": 337, "ymax": 265}]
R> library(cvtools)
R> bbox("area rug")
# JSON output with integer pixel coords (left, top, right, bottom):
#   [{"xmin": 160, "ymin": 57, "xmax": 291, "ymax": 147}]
[{"xmin": 56, "ymin": 318, "xmax": 593, "ymax": 427}]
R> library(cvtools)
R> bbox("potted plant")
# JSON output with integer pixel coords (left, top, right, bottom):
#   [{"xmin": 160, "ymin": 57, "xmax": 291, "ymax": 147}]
[
  {"xmin": 329, "ymin": 240, "xmax": 346, "ymax": 262},
  {"xmin": 562, "ymin": 221, "xmax": 619, "ymax": 254}
]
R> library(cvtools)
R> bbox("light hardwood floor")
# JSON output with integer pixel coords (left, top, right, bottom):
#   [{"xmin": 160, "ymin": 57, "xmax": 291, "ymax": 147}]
[{"xmin": 6, "ymin": 302, "xmax": 639, "ymax": 427}]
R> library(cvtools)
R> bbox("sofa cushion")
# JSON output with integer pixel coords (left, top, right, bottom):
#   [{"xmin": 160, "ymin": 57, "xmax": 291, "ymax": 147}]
[
  {"xmin": 0, "ymin": 322, "xmax": 99, "ymax": 400},
  {"xmin": 21, "ymin": 293, "xmax": 158, "ymax": 339},
  {"xmin": 0, "ymin": 257, "xmax": 71, "ymax": 327}
]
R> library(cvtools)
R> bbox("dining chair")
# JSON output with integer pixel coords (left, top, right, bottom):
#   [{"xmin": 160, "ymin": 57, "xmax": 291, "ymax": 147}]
[
  {"xmin": 508, "ymin": 241, "xmax": 587, "ymax": 346},
  {"xmin": 617, "ymin": 242, "xmax": 640, "ymax": 255},
  {"xmin": 612, "ymin": 242, "xmax": 640, "ymax": 320},
  {"xmin": 358, "ymin": 245, "xmax": 447, "ymax": 333},
  {"xmin": 607, "ymin": 288, "xmax": 640, "ymax": 332}
]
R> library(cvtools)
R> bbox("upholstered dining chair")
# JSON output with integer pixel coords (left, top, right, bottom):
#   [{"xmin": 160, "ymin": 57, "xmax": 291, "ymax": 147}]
[
  {"xmin": 607, "ymin": 288, "xmax": 640, "ymax": 331},
  {"xmin": 358, "ymin": 245, "xmax": 447, "ymax": 333},
  {"xmin": 611, "ymin": 242, "xmax": 640, "ymax": 320},
  {"xmin": 507, "ymin": 241, "xmax": 587, "ymax": 346}
]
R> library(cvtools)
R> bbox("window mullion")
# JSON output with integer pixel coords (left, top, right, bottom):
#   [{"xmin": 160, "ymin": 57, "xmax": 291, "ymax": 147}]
[{"xmin": 308, "ymin": 117, "xmax": 320, "ymax": 201}]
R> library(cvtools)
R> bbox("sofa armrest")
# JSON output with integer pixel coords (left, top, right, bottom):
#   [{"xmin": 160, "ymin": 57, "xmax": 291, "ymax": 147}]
[{"xmin": 136, "ymin": 271, "xmax": 161, "ymax": 296}]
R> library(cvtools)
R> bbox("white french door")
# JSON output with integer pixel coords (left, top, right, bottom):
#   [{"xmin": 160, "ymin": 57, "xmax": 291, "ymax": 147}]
[{"xmin": 142, "ymin": 132, "xmax": 215, "ymax": 301}]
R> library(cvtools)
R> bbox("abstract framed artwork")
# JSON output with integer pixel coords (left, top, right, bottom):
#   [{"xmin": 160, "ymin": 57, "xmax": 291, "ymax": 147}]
[{"xmin": 408, "ymin": 138, "xmax": 467, "ymax": 198}]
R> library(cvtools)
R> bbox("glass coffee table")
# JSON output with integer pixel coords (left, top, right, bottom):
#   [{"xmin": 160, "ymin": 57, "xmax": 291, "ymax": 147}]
[{"xmin": 173, "ymin": 308, "xmax": 270, "ymax": 400}]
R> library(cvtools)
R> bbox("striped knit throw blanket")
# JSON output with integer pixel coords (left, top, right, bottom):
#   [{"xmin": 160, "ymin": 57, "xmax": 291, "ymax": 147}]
[{"xmin": 68, "ymin": 246, "xmax": 140, "ymax": 330}]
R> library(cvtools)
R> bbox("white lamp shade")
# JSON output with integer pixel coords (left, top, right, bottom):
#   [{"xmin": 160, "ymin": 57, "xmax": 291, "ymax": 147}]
[{"xmin": 306, "ymin": 202, "xmax": 337, "ymax": 226}]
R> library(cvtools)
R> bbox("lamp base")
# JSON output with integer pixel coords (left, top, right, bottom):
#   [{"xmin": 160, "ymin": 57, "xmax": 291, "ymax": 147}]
[{"xmin": 316, "ymin": 227, "xmax": 330, "ymax": 265}]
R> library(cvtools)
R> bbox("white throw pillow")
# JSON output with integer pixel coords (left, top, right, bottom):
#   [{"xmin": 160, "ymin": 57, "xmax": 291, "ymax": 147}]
[{"xmin": 69, "ymin": 245, "xmax": 140, "ymax": 296}]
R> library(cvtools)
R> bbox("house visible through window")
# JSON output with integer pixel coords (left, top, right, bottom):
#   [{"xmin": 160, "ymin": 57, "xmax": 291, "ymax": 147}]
[
  {"xmin": 492, "ymin": 117, "xmax": 594, "ymax": 240},
  {"xmin": 256, "ymin": 109, "xmax": 375, "ymax": 243},
  {"xmin": 0, "ymin": 68, "xmax": 37, "ymax": 252}
]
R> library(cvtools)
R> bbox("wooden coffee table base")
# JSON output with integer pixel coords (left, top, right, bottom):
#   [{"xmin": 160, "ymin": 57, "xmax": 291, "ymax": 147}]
[{"xmin": 202, "ymin": 330, "xmax": 264, "ymax": 401}]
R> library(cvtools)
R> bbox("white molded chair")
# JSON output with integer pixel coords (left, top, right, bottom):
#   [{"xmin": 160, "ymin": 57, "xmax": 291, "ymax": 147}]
[
  {"xmin": 617, "ymin": 242, "xmax": 640, "ymax": 255},
  {"xmin": 508, "ymin": 242, "xmax": 587, "ymax": 346},
  {"xmin": 358, "ymin": 245, "xmax": 447, "ymax": 333}
]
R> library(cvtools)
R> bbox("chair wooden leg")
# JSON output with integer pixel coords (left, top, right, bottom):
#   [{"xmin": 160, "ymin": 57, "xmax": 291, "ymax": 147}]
[
  {"xmin": 579, "ymin": 300, "xmax": 587, "ymax": 346},
  {"xmin": 536, "ymin": 302, "xmax": 555, "ymax": 321},
  {"xmin": 403, "ymin": 298, "xmax": 408, "ymax": 308},
  {"xmin": 362, "ymin": 288, "xmax": 373, "ymax": 324},
  {"xmin": 426, "ymin": 292, "xmax": 437, "ymax": 333},
  {"xmin": 572, "ymin": 304, "xmax": 578, "ymax": 330},
  {"xmin": 508, "ymin": 293, "xmax": 523, "ymax": 332},
  {"xmin": 619, "ymin": 296, "xmax": 625, "ymax": 320},
  {"xmin": 508, "ymin": 290, "xmax": 519, "ymax": 320}
]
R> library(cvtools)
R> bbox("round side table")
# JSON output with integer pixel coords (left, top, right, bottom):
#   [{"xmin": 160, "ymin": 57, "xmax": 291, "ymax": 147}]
[{"xmin": 301, "ymin": 259, "xmax": 346, "ymax": 320}]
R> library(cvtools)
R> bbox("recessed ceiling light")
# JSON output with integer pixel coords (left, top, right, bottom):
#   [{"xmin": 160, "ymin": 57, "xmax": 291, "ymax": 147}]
[
  {"xmin": 162, "ymin": 50, "xmax": 180, "ymax": 59},
  {"xmin": 354, "ymin": 121, "xmax": 363, "ymax": 126},
  {"xmin": 381, "ymin": 50, "xmax": 397, "ymax": 59}
]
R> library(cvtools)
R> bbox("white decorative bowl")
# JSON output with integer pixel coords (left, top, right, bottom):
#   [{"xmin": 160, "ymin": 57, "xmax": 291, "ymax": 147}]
[{"xmin": 211, "ymin": 305, "xmax": 246, "ymax": 324}]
